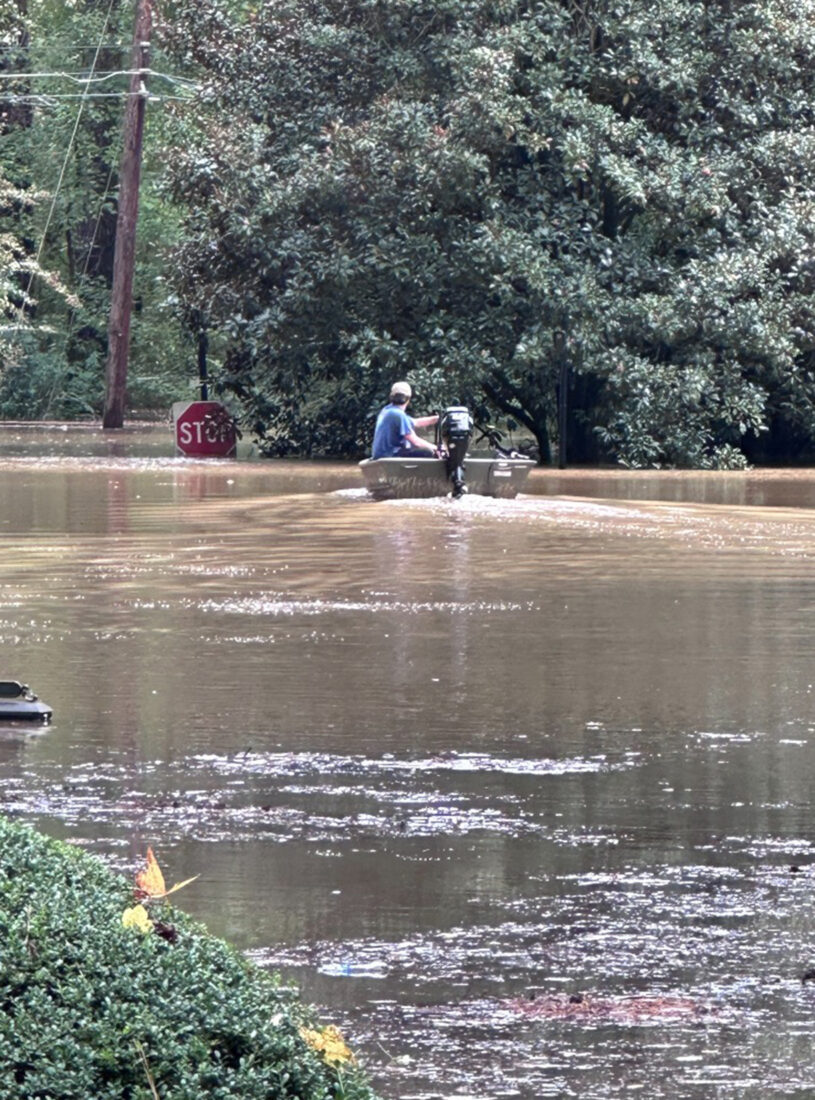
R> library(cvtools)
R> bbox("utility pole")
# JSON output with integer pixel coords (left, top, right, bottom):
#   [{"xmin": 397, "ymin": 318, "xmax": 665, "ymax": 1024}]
[{"xmin": 102, "ymin": 0, "xmax": 151, "ymax": 429}]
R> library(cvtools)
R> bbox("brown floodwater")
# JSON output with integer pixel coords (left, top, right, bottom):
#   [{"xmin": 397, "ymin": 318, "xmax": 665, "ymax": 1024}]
[{"xmin": 6, "ymin": 423, "xmax": 815, "ymax": 1097}]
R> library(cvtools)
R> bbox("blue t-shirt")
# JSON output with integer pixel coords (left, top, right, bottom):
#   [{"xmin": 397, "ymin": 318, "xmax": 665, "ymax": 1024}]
[{"xmin": 372, "ymin": 404, "xmax": 414, "ymax": 459}]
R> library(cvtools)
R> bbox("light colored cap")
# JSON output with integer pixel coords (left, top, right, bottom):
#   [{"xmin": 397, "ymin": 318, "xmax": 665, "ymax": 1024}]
[{"xmin": 390, "ymin": 380, "xmax": 412, "ymax": 399}]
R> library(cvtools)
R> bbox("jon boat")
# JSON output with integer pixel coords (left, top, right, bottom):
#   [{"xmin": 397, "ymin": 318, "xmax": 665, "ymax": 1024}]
[
  {"xmin": 360, "ymin": 405, "xmax": 536, "ymax": 501},
  {"xmin": 360, "ymin": 453, "xmax": 535, "ymax": 500},
  {"xmin": 0, "ymin": 681, "xmax": 53, "ymax": 722}
]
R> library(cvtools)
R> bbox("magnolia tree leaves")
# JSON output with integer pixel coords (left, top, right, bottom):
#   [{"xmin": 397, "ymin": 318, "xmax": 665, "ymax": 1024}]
[{"xmin": 160, "ymin": 0, "xmax": 815, "ymax": 466}]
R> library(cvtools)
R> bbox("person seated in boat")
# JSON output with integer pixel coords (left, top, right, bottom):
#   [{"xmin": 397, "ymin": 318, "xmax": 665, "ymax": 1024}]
[{"xmin": 371, "ymin": 381, "xmax": 441, "ymax": 459}]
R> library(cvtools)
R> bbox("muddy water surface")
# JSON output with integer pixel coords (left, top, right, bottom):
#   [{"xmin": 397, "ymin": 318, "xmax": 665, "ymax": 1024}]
[{"xmin": 4, "ymin": 425, "xmax": 815, "ymax": 1097}]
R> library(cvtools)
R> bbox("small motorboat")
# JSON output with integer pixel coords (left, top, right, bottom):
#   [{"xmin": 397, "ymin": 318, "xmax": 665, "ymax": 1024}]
[
  {"xmin": 360, "ymin": 453, "xmax": 535, "ymax": 500},
  {"xmin": 360, "ymin": 406, "xmax": 536, "ymax": 501},
  {"xmin": 0, "ymin": 681, "xmax": 52, "ymax": 722}
]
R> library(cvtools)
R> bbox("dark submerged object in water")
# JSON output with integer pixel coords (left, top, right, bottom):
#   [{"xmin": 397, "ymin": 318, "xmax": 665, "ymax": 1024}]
[
  {"xmin": 509, "ymin": 993, "xmax": 711, "ymax": 1021},
  {"xmin": 0, "ymin": 681, "xmax": 52, "ymax": 722},
  {"xmin": 360, "ymin": 405, "xmax": 535, "ymax": 501}
]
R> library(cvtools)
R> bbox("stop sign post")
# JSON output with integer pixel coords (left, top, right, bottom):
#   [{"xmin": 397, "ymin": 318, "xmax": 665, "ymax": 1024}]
[{"xmin": 172, "ymin": 401, "xmax": 237, "ymax": 457}]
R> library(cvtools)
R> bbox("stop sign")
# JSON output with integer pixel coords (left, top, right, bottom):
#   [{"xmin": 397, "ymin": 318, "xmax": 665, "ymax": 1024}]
[{"xmin": 172, "ymin": 401, "xmax": 237, "ymax": 457}]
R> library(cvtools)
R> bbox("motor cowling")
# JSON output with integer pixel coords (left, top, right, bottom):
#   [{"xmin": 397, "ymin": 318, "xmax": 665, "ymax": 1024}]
[
  {"xmin": 439, "ymin": 406, "xmax": 473, "ymax": 497},
  {"xmin": 440, "ymin": 406, "xmax": 473, "ymax": 446}
]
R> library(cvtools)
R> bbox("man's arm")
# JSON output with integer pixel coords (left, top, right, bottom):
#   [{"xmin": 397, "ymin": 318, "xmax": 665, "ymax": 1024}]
[
  {"xmin": 412, "ymin": 414, "xmax": 439, "ymax": 429},
  {"xmin": 405, "ymin": 429, "xmax": 438, "ymax": 454}
]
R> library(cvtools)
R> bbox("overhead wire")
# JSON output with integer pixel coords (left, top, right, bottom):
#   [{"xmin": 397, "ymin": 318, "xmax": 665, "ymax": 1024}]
[
  {"xmin": 5, "ymin": 93, "xmax": 193, "ymax": 104},
  {"xmin": 5, "ymin": 20, "xmax": 200, "ymax": 340},
  {"xmin": 0, "ymin": 69, "xmax": 132, "ymax": 82},
  {"xmin": 1, "ymin": 67, "xmax": 199, "ymax": 109},
  {"xmin": 0, "ymin": 68, "xmax": 199, "ymax": 88},
  {"xmin": 0, "ymin": 40, "xmax": 128, "ymax": 49},
  {"xmin": 80, "ymin": 163, "xmax": 117, "ymax": 284},
  {"xmin": 42, "ymin": 156, "xmax": 117, "ymax": 416},
  {"xmin": 11, "ymin": 0, "xmax": 124, "ymax": 334}
]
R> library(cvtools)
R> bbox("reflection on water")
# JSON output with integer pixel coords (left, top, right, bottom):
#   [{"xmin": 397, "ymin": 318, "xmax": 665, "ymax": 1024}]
[{"xmin": 6, "ymin": 425, "xmax": 815, "ymax": 1096}]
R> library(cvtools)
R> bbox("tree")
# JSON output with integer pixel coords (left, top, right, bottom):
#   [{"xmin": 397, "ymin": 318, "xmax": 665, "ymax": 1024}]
[
  {"xmin": 1, "ymin": 0, "xmax": 32, "ymax": 132},
  {"xmin": 160, "ymin": 0, "xmax": 815, "ymax": 465},
  {"xmin": 0, "ymin": 0, "xmax": 195, "ymax": 420},
  {"xmin": 0, "ymin": 163, "xmax": 80, "ymax": 388}
]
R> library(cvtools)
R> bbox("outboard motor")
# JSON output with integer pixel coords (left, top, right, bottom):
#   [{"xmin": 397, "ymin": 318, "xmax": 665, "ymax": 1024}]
[{"xmin": 439, "ymin": 406, "xmax": 474, "ymax": 498}]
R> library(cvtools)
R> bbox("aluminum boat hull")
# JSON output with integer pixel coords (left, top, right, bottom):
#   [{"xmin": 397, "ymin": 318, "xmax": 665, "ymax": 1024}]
[{"xmin": 360, "ymin": 455, "xmax": 535, "ymax": 501}]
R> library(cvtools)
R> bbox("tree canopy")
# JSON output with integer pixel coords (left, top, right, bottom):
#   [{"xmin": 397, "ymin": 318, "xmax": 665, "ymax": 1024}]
[
  {"xmin": 0, "ymin": 0, "xmax": 192, "ymax": 419},
  {"xmin": 3, "ymin": 0, "xmax": 815, "ymax": 466}
]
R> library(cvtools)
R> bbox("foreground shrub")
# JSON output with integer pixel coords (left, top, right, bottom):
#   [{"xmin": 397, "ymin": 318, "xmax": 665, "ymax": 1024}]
[{"xmin": 0, "ymin": 816, "xmax": 378, "ymax": 1099}]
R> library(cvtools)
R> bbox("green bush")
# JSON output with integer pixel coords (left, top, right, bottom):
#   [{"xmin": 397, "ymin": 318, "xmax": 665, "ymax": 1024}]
[{"xmin": 0, "ymin": 816, "xmax": 378, "ymax": 1100}]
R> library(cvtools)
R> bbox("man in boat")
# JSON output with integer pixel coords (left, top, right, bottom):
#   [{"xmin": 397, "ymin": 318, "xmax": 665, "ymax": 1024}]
[{"xmin": 371, "ymin": 381, "xmax": 441, "ymax": 459}]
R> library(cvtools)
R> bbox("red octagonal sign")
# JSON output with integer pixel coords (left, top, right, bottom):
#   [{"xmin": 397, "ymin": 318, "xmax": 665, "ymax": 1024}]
[{"xmin": 172, "ymin": 401, "xmax": 237, "ymax": 457}]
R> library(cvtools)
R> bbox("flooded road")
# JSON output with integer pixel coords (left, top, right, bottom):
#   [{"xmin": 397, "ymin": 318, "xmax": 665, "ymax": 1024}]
[{"xmin": 4, "ymin": 424, "xmax": 815, "ymax": 1097}]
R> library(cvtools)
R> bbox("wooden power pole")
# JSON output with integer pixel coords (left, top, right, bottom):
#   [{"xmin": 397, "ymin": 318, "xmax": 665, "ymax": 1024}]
[{"xmin": 102, "ymin": 0, "xmax": 151, "ymax": 429}]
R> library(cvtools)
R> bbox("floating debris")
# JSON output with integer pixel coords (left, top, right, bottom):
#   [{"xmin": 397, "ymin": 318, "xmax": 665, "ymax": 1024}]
[{"xmin": 509, "ymin": 993, "xmax": 712, "ymax": 1023}]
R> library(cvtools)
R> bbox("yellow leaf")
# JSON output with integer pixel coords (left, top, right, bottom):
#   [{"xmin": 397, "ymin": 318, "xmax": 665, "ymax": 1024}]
[
  {"xmin": 300, "ymin": 1025, "xmax": 356, "ymax": 1066},
  {"xmin": 135, "ymin": 847, "xmax": 199, "ymax": 899},
  {"xmin": 135, "ymin": 847, "xmax": 165, "ymax": 897},
  {"xmin": 122, "ymin": 904, "xmax": 153, "ymax": 934},
  {"xmin": 321, "ymin": 1026, "xmax": 356, "ymax": 1066}
]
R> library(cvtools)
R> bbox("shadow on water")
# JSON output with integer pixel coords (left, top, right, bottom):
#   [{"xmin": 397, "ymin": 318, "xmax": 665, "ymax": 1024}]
[{"xmin": 5, "ymin": 424, "xmax": 815, "ymax": 1096}]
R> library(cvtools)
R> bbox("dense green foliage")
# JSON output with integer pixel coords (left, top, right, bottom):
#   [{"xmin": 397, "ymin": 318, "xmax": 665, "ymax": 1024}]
[
  {"xmin": 0, "ymin": 0, "xmax": 194, "ymax": 419},
  {"xmin": 159, "ymin": 0, "xmax": 815, "ymax": 465},
  {"xmin": 0, "ymin": 815, "xmax": 377, "ymax": 1099},
  {"xmin": 3, "ymin": 0, "xmax": 815, "ymax": 465}
]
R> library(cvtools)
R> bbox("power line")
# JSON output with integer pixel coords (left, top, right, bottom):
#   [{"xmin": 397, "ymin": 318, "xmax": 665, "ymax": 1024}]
[
  {"xmin": 13, "ymin": 0, "xmax": 119, "ymax": 334},
  {"xmin": 0, "ymin": 68, "xmax": 199, "ymax": 88},
  {"xmin": 81, "ymin": 162, "xmax": 117, "ymax": 283},
  {"xmin": 0, "ymin": 42, "xmax": 129, "ymax": 49},
  {"xmin": 4, "ymin": 92, "xmax": 193, "ymax": 104}
]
